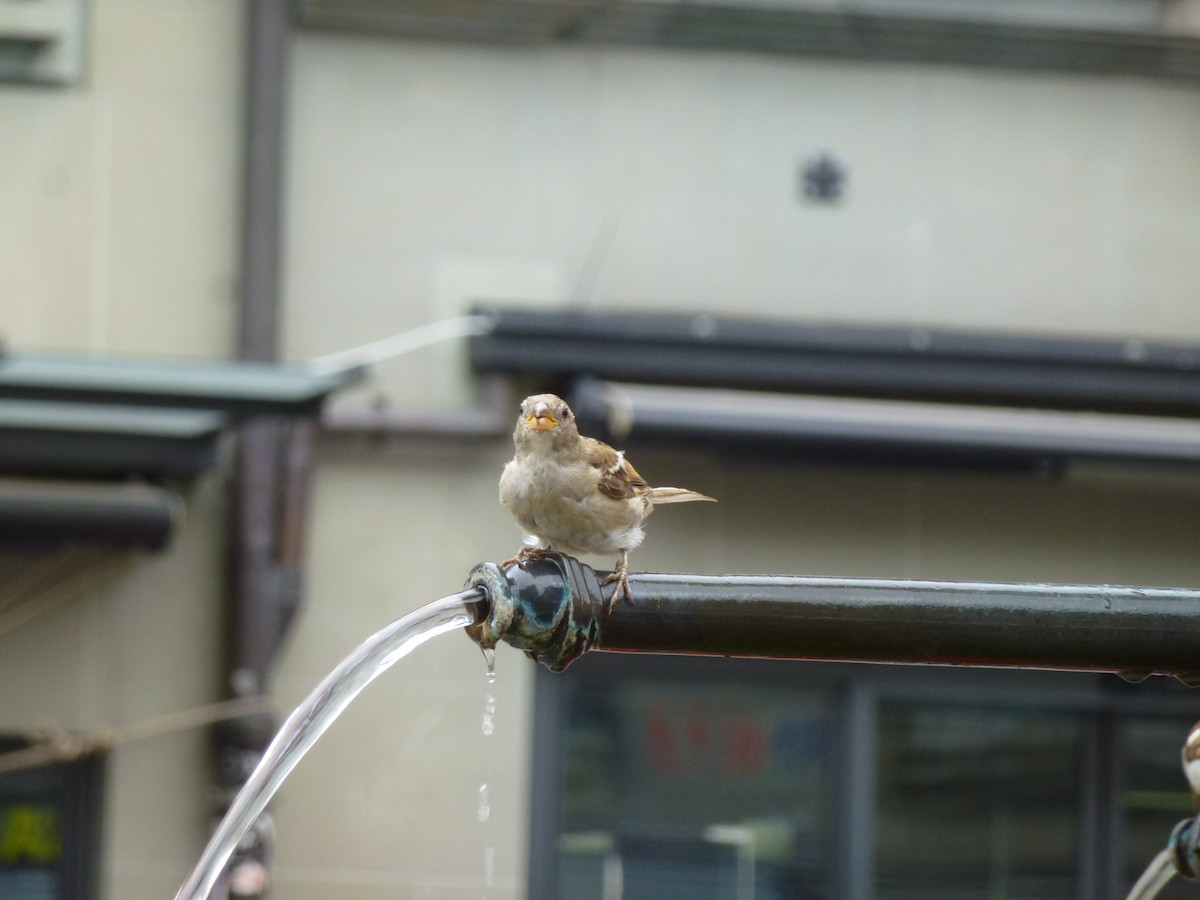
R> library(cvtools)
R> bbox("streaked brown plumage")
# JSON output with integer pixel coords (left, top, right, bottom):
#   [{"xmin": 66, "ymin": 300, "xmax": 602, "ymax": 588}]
[{"xmin": 500, "ymin": 393, "xmax": 715, "ymax": 610}]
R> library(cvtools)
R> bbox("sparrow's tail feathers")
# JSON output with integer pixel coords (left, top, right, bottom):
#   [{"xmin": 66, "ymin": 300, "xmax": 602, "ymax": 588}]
[{"xmin": 649, "ymin": 487, "xmax": 716, "ymax": 504}]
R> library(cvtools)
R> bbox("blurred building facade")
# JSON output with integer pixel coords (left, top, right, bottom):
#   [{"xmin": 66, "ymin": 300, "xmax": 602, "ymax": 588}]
[{"xmin": 4, "ymin": 1, "xmax": 1200, "ymax": 898}]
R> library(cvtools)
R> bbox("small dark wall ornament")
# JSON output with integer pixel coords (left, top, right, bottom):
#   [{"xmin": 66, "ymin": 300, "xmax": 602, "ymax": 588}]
[{"xmin": 800, "ymin": 153, "xmax": 847, "ymax": 204}]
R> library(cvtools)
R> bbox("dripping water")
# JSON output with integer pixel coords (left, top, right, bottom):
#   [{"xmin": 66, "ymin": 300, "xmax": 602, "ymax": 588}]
[{"xmin": 479, "ymin": 646, "xmax": 498, "ymax": 896}]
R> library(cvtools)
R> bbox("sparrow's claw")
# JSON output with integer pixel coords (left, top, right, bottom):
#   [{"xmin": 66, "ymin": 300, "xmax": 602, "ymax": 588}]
[
  {"xmin": 601, "ymin": 550, "xmax": 633, "ymax": 613},
  {"xmin": 601, "ymin": 571, "xmax": 633, "ymax": 611},
  {"xmin": 500, "ymin": 546, "xmax": 553, "ymax": 570}
]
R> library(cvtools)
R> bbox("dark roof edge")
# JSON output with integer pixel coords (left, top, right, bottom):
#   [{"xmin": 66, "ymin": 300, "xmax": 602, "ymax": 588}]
[{"xmin": 469, "ymin": 305, "xmax": 1200, "ymax": 417}]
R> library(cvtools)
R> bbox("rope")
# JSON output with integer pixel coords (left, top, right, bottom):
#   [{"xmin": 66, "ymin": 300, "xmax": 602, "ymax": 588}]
[
  {"xmin": 0, "ymin": 696, "xmax": 271, "ymax": 775},
  {"xmin": 0, "ymin": 549, "xmax": 133, "ymax": 639}
]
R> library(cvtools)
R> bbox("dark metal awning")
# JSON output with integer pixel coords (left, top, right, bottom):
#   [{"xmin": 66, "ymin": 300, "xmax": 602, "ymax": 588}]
[
  {"xmin": 0, "ymin": 401, "xmax": 226, "ymax": 479},
  {"xmin": 294, "ymin": 0, "xmax": 1200, "ymax": 82},
  {"xmin": 0, "ymin": 350, "xmax": 362, "ymax": 550},
  {"xmin": 0, "ymin": 480, "xmax": 180, "ymax": 552},
  {"xmin": 0, "ymin": 350, "xmax": 363, "ymax": 479},
  {"xmin": 470, "ymin": 305, "xmax": 1200, "ymax": 416},
  {"xmin": 470, "ymin": 306, "xmax": 1200, "ymax": 472},
  {"xmin": 0, "ymin": 352, "xmax": 363, "ymax": 417}
]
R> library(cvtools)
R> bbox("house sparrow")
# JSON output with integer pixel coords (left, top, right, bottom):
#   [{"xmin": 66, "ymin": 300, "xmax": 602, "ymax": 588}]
[{"xmin": 500, "ymin": 393, "xmax": 715, "ymax": 611}]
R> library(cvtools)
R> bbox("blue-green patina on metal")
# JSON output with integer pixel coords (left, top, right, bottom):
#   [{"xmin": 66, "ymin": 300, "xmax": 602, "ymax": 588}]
[{"xmin": 466, "ymin": 555, "xmax": 601, "ymax": 672}]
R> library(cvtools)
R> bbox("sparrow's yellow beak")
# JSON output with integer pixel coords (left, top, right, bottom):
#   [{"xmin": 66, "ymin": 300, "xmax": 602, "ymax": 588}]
[{"xmin": 525, "ymin": 402, "xmax": 558, "ymax": 431}]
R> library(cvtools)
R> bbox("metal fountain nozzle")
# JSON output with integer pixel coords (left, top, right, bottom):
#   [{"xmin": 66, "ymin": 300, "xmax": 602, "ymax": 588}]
[{"xmin": 465, "ymin": 553, "xmax": 605, "ymax": 672}]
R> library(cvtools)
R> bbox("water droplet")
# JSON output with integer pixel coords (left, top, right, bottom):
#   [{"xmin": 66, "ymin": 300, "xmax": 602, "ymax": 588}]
[
  {"xmin": 1118, "ymin": 670, "xmax": 1152, "ymax": 684},
  {"xmin": 482, "ymin": 688, "xmax": 497, "ymax": 736},
  {"xmin": 481, "ymin": 655, "xmax": 497, "ymax": 736},
  {"xmin": 477, "ymin": 783, "xmax": 491, "ymax": 822}
]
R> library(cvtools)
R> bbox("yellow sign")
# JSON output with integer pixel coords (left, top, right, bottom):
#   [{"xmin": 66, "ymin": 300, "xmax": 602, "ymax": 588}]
[{"xmin": 0, "ymin": 804, "xmax": 61, "ymax": 865}]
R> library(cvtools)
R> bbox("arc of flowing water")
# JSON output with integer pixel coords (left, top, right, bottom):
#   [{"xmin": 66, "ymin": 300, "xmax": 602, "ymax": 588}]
[
  {"xmin": 1125, "ymin": 849, "xmax": 1176, "ymax": 900},
  {"xmin": 174, "ymin": 589, "xmax": 485, "ymax": 900}
]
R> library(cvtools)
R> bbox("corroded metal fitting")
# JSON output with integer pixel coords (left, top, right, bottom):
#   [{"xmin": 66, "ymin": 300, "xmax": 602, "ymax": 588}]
[
  {"xmin": 463, "ymin": 563, "xmax": 513, "ymax": 651},
  {"xmin": 1170, "ymin": 815, "xmax": 1200, "ymax": 880},
  {"xmin": 465, "ymin": 553, "xmax": 604, "ymax": 672}
]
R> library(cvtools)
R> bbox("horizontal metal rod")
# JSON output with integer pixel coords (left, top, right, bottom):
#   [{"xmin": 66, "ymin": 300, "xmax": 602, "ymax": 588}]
[
  {"xmin": 466, "ymin": 555, "xmax": 1200, "ymax": 681},
  {"xmin": 0, "ymin": 480, "xmax": 181, "ymax": 551},
  {"xmin": 569, "ymin": 378, "xmax": 1200, "ymax": 471},
  {"xmin": 296, "ymin": 3, "xmax": 1200, "ymax": 82},
  {"xmin": 607, "ymin": 574, "xmax": 1200, "ymax": 680}
]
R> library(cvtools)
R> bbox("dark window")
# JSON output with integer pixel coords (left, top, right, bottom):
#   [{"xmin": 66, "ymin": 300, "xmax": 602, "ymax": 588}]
[
  {"xmin": 532, "ymin": 656, "xmax": 1199, "ymax": 899},
  {"xmin": 1122, "ymin": 719, "xmax": 1197, "ymax": 900},
  {"xmin": 0, "ymin": 740, "xmax": 103, "ymax": 900},
  {"xmin": 546, "ymin": 661, "xmax": 834, "ymax": 898},
  {"xmin": 876, "ymin": 704, "xmax": 1082, "ymax": 899}
]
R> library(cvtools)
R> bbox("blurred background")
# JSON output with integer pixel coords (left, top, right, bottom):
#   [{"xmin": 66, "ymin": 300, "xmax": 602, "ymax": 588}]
[{"xmin": 4, "ymin": 1, "xmax": 1200, "ymax": 897}]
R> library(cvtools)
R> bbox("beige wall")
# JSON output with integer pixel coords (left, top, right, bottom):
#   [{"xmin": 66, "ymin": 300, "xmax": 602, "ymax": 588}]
[
  {"xmin": 6, "ymin": 7, "xmax": 1200, "ymax": 899},
  {"xmin": 283, "ymin": 36, "xmax": 1200, "ymax": 410},
  {"xmin": 96, "ymin": 475, "xmax": 229, "ymax": 898},
  {"xmin": 0, "ymin": 0, "xmax": 241, "ymax": 357},
  {"xmin": 272, "ymin": 444, "xmax": 532, "ymax": 899},
  {"xmin": 0, "ymin": 476, "xmax": 230, "ymax": 900},
  {"xmin": 276, "ymin": 31, "xmax": 1200, "ymax": 900},
  {"xmin": 0, "ymin": 1, "xmax": 242, "ymax": 899}
]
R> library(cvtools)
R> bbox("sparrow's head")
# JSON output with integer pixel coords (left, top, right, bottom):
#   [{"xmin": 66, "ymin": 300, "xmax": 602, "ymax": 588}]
[{"xmin": 514, "ymin": 394, "xmax": 579, "ymax": 449}]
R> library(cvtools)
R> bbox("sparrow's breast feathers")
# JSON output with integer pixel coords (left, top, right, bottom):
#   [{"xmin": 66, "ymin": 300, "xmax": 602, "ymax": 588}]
[
  {"xmin": 501, "ymin": 393, "xmax": 713, "ymax": 562},
  {"xmin": 501, "ymin": 440, "xmax": 648, "ymax": 554}
]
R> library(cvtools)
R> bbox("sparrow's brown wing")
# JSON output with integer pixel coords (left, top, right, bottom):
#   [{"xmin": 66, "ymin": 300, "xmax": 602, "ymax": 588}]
[{"xmin": 587, "ymin": 438, "xmax": 650, "ymax": 502}]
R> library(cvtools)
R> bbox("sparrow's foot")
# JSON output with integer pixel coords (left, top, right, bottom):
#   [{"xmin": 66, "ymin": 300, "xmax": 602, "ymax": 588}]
[
  {"xmin": 500, "ymin": 546, "xmax": 553, "ymax": 570},
  {"xmin": 601, "ymin": 550, "xmax": 633, "ymax": 613}
]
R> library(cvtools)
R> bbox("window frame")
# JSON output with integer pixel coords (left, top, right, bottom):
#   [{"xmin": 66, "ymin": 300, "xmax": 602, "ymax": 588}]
[
  {"xmin": 530, "ymin": 654, "xmax": 1200, "ymax": 899},
  {"xmin": 0, "ymin": 739, "xmax": 104, "ymax": 900}
]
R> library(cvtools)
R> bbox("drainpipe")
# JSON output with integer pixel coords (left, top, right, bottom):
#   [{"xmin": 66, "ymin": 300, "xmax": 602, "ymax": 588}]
[{"xmin": 217, "ymin": 1, "xmax": 296, "ymax": 897}]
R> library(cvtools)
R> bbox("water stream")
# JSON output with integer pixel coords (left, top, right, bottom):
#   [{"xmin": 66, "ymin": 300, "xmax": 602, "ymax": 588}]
[
  {"xmin": 174, "ymin": 589, "xmax": 483, "ymax": 900},
  {"xmin": 1125, "ymin": 849, "xmax": 1175, "ymax": 900}
]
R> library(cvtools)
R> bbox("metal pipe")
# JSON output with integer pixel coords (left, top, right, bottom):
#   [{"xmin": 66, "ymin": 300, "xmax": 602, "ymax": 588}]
[
  {"xmin": 238, "ymin": 0, "xmax": 288, "ymax": 366},
  {"xmin": 466, "ymin": 553, "xmax": 1200, "ymax": 682},
  {"xmin": 229, "ymin": 0, "xmax": 293, "ymax": 697},
  {"xmin": 219, "ymin": 4, "xmax": 294, "ymax": 893},
  {"xmin": 569, "ymin": 378, "xmax": 1200, "ymax": 472},
  {"xmin": 0, "ymin": 480, "xmax": 180, "ymax": 551}
]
